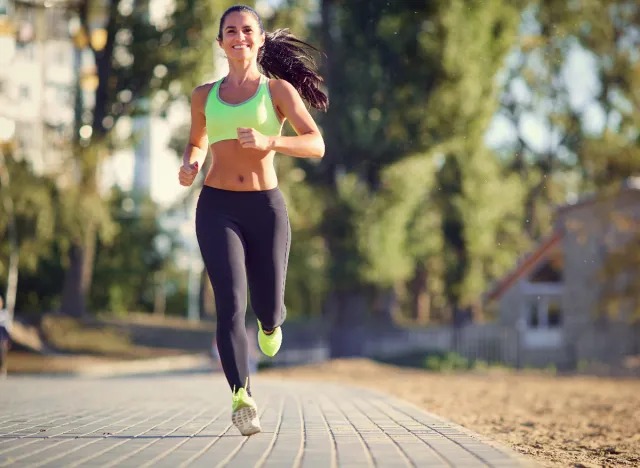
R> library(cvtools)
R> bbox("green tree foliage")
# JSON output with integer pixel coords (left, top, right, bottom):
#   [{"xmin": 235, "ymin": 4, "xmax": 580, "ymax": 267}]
[
  {"xmin": 565, "ymin": 0, "xmax": 640, "ymax": 187},
  {"xmin": 4, "ymin": 0, "xmax": 228, "ymax": 317},
  {"xmin": 46, "ymin": 0, "xmax": 225, "ymax": 316},
  {"xmin": 89, "ymin": 188, "xmax": 174, "ymax": 315},
  {"xmin": 429, "ymin": 0, "xmax": 528, "ymax": 309},
  {"xmin": 11, "ymin": 0, "xmax": 639, "ymax": 328},
  {"xmin": 275, "ymin": 157, "xmax": 329, "ymax": 318},
  {"xmin": 318, "ymin": 0, "xmax": 527, "ymax": 319},
  {"xmin": 508, "ymin": 0, "xmax": 640, "ymax": 319},
  {"xmin": 318, "ymin": 0, "xmax": 443, "ymax": 183},
  {"xmin": 0, "ymin": 150, "xmax": 56, "ymax": 275},
  {"xmin": 353, "ymin": 154, "xmax": 440, "ymax": 288},
  {"xmin": 317, "ymin": 0, "xmax": 453, "ymax": 314},
  {"xmin": 0, "ymin": 145, "xmax": 57, "ymax": 314},
  {"xmin": 496, "ymin": 5, "xmax": 583, "ymax": 239},
  {"xmin": 497, "ymin": 1, "xmax": 640, "ymax": 233}
]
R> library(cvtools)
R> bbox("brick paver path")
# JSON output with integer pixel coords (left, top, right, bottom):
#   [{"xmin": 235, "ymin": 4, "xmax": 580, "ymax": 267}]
[{"xmin": 0, "ymin": 375, "xmax": 536, "ymax": 467}]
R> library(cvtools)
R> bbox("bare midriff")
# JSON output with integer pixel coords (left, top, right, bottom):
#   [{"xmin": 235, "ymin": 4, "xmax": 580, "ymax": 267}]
[{"xmin": 204, "ymin": 140, "xmax": 278, "ymax": 191}]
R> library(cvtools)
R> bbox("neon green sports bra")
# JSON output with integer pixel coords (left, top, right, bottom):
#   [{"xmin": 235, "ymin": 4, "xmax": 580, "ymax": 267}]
[{"xmin": 204, "ymin": 75, "xmax": 283, "ymax": 145}]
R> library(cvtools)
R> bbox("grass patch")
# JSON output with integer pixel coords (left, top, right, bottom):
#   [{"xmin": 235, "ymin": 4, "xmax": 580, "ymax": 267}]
[
  {"xmin": 41, "ymin": 315, "xmax": 133, "ymax": 356},
  {"xmin": 96, "ymin": 311, "xmax": 216, "ymax": 331},
  {"xmin": 7, "ymin": 351, "xmax": 120, "ymax": 374},
  {"xmin": 374, "ymin": 350, "xmax": 513, "ymax": 373},
  {"xmin": 424, "ymin": 352, "xmax": 472, "ymax": 372},
  {"xmin": 39, "ymin": 314, "xmax": 186, "ymax": 359}
]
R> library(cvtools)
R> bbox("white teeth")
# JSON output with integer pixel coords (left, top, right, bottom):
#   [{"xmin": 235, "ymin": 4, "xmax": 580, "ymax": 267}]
[{"xmin": 233, "ymin": 45, "xmax": 247, "ymax": 49}]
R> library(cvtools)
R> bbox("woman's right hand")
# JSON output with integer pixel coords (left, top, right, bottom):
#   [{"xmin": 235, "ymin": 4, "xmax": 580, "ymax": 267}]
[{"xmin": 179, "ymin": 161, "xmax": 199, "ymax": 186}]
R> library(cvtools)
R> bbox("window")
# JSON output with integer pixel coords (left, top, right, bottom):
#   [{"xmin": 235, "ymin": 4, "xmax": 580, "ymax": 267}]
[
  {"xmin": 547, "ymin": 298, "xmax": 562, "ymax": 327},
  {"xmin": 47, "ymin": 9, "xmax": 69, "ymax": 39},
  {"xmin": 20, "ymin": 85, "xmax": 30, "ymax": 100},
  {"xmin": 528, "ymin": 299, "xmax": 540, "ymax": 328},
  {"xmin": 56, "ymin": 49, "xmax": 67, "ymax": 66},
  {"xmin": 521, "ymin": 295, "xmax": 564, "ymax": 349},
  {"xmin": 529, "ymin": 259, "xmax": 563, "ymax": 283},
  {"xmin": 15, "ymin": 122, "xmax": 37, "ymax": 152},
  {"xmin": 523, "ymin": 295, "xmax": 562, "ymax": 329},
  {"xmin": 55, "ymin": 87, "xmax": 69, "ymax": 105}
]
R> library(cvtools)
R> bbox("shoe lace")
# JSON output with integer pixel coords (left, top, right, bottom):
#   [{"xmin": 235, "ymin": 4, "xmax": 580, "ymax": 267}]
[{"xmin": 232, "ymin": 377, "xmax": 250, "ymax": 403}]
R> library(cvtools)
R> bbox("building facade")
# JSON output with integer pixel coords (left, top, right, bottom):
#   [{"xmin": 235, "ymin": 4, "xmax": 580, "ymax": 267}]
[
  {"xmin": 0, "ymin": 3, "xmax": 76, "ymax": 175},
  {"xmin": 484, "ymin": 179, "xmax": 640, "ymax": 371}
]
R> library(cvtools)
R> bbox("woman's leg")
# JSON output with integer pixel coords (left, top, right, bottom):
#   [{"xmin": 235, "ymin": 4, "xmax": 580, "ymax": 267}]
[
  {"xmin": 196, "ymin": 205, "xmax": 251, "ymax": 394},
  {"xmin": 245, "ymin": 190, "xmax": 291, "ymax": 333}
]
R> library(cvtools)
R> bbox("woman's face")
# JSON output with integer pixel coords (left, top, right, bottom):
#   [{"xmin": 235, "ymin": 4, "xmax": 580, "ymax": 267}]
[{"xmin": 218, "ymin": 11, "xmax": 265, "ymax": 62}]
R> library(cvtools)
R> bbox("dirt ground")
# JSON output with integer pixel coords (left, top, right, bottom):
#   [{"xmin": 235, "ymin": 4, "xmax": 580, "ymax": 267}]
[
  {"xmin": 6, "ymin": 349, "xmax": 188, "ymax": 374},
  {"xmin": 262, "ymin": 359, "xmax": 640, "ymax": 468},
  {"xmin": 5, "ymin": 352, "xmax": 122, "ymax": 374}
]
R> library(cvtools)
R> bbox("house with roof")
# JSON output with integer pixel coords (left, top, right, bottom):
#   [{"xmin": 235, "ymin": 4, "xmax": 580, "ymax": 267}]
[{"xmin": 482, "ymin": 178, "xmax": 640, "ymax": 370}]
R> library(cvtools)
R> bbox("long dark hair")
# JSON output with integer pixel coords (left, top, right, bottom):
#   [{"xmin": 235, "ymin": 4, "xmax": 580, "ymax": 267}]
[{"xmin": 217, "ymin": 5, "xmax": 328, "ymax": 112}]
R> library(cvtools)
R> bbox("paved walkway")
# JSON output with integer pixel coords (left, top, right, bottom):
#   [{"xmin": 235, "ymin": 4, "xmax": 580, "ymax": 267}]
[{"xmin": 0, "ymin": 375, "xmax": 536, "ymax": 467}]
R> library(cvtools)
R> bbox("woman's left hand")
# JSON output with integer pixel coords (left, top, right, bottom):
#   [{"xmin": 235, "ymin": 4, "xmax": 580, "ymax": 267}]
[{"xmin": 237, "ymin": 127, "xmax": 272, "ymax": 151}]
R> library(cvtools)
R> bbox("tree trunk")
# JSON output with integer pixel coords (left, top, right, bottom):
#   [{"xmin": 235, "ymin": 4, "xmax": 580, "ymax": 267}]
[
  {"xmin": 320, "ymin": 0, "xmax": 338, "ymax": 185},
  {"xmin": 373, "ymin": 287, "xmax": 397, "ymax": 324},
  {"xmin": 5, "ymin": 237, "xmax": 18, "ymax": 316},
  {"xmin": 450, "ymin": 305, "xmax": 459, "ymax": 351},
  {"xmin": 325, "ymin": 289, "xmax": 369, "ymax": 358},
  {"xmin": 1, "ymin": 181, "xmax": 18, "ymax": 316},
  {"xmin": 60, "ymin": 222, "xmax": 97, "ymax": 317},
  {"xmin": 91, "ymin": 0, "xmax": 118, "ymax": 139},
  {"xmin": 409, "ymin": 264, "xmax": 430, "ymax": 325},
  {"xmin": 59, "ymin": 0, "xmax": 117, "ymax": 318},
  {"xmin": 154, "ymin": 270, "xmax": 166, "ymax": 317}
]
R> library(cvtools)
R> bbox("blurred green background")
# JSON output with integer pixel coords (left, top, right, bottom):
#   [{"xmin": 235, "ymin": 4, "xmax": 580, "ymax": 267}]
[{"xmin": 0, "ymin": 0, "xmax": 638, "ymax": 370}]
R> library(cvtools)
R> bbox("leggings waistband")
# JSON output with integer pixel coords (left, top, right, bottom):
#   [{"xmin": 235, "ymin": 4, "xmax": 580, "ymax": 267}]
[{"xmin": 198, "ymin": 185, "xmax": 285, "ymax": 211}]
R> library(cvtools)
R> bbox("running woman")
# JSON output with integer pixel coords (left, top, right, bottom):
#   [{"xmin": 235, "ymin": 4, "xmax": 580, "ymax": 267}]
[{"xmin": 178, "ymin": 4, "xmax": 327, "ymax": 436}]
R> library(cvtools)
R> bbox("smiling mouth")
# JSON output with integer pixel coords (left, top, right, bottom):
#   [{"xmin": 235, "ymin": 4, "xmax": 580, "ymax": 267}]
[{"xmin": 232, "ymin": 45, "xmax": 249, "ymax": 49}]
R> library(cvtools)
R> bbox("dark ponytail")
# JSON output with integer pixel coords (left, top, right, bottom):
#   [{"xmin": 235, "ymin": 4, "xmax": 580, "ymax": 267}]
[{"xmin": 218, "ymin": 5, "xmax": 328, "ymax": 112}]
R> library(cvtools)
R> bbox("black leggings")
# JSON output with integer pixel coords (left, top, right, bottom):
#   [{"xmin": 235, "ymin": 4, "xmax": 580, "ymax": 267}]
[{"xmin": 195, "ymin": 185, "xmax": 290, "ymax": 394}]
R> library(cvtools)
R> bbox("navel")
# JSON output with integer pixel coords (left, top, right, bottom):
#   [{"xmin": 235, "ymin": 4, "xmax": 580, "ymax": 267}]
[{"xmin": 238, "ymin": 175, "xmax": 245, "ymax": 183}]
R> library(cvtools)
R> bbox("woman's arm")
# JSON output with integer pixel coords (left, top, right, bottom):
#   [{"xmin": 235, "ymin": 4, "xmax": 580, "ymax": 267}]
[
  {"xmin": 182, "ymin": 84, "xmax": 211, "ymax": 167},
  {"xmin": 237, "ymin": 79, "xmax": 325, "ymax": 159}
]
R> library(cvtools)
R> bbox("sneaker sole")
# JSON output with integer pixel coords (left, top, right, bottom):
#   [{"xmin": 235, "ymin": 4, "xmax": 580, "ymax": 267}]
[{"xmin": 232, "ymin": 406, "xmax": 261, "ymax": 436}]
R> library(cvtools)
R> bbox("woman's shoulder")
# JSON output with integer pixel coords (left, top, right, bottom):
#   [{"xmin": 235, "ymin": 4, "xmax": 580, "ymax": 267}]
[
  {"xmin": 266, "ymin": 77, "xmax": 298, "ymax": 100},
  {"xmin": 193, "ymin": 81, "xmax": 217, "ymax": 97},
  {"xmin": 191, "ymin": 81, "xmax": 218, "ymax": 108},
  {"xmin": 266, "ymin": 77, "xmax": 294, "ymax": 90}
]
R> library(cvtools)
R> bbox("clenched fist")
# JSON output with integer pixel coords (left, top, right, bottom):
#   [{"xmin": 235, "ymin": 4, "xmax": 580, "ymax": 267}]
[
  {"xmin": 179, "ymin": 161, "xmax": 199, "ymax": 187},
  {"xmin": 237, "ymin": 127, "xmax": 272, "ymax": 151}
]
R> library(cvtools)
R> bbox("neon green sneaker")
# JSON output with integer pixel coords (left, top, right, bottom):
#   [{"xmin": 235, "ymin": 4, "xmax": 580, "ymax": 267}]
[
  {"xmin": 231, "ymin": 383, "xmax": 261, "ymax": 436},
  {"xmin": 257, "ymin": 321, "xmax": 282, "ymax": 357}
]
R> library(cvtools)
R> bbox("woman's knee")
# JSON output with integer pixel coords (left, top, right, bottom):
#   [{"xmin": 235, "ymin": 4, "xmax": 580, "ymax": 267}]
[
  {"xmin": 253, "ymin": 301, "xmax": 286, "ymax": 330},
  {"xmin": 215, "ymin": 294, "xmax": 247, "ymax": 329}
]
